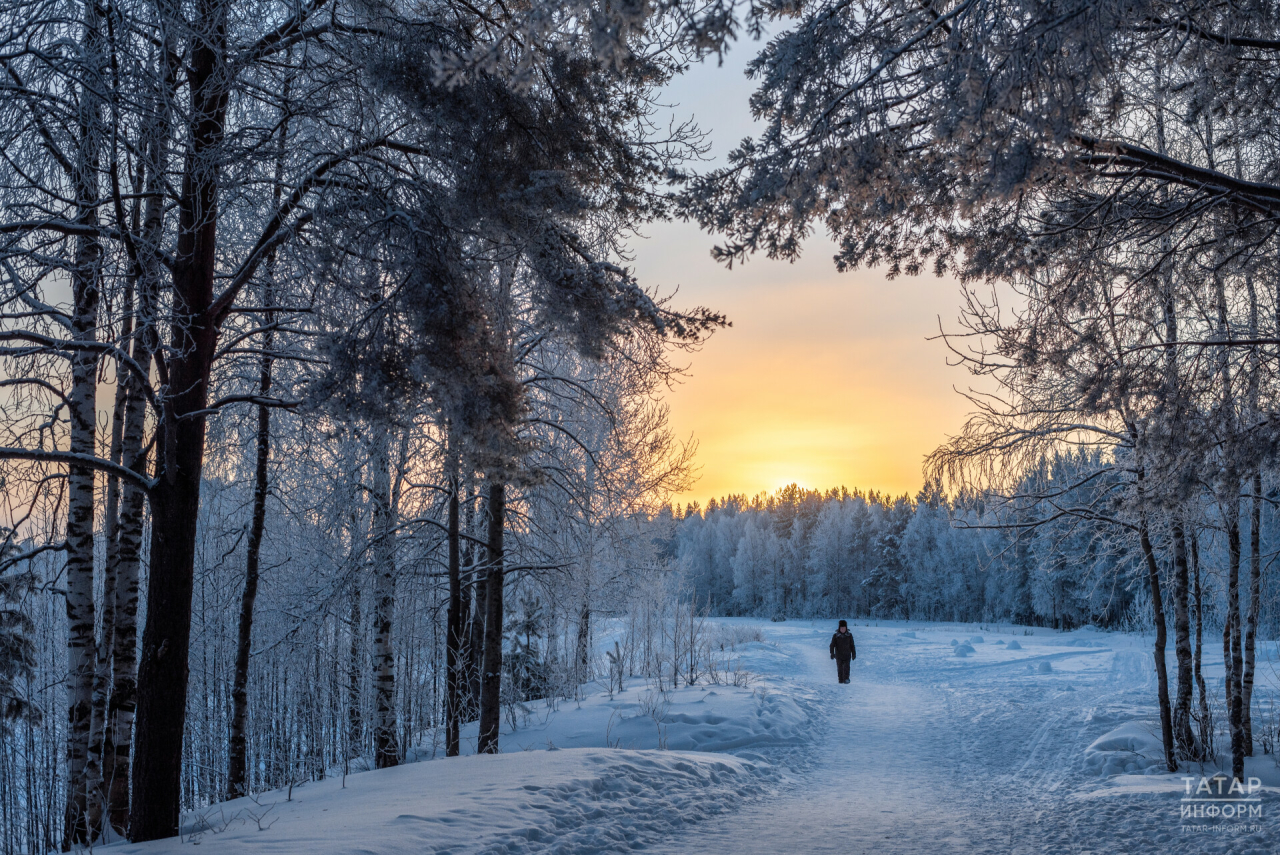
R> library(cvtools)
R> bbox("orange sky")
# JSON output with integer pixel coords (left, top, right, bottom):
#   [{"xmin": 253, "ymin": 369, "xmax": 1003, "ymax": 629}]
[{"xmin": 629, "ymin": 42, "xmax": 987, "ymax": 508}]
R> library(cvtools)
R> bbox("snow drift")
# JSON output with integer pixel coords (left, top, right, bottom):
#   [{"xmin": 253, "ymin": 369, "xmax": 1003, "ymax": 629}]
[{"xmin": 114, "ymin": 749, "xmax": 765, "ymax": 855}]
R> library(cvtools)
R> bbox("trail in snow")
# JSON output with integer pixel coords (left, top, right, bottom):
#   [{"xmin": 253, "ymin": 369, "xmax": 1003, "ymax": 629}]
[
  {"xmin": 652, "ymin": 621, "xmax": 1279, "ymax": 855},
  {"xmin": 653, "ymin": 623, "xmax": 1007, "ymax": 854}
]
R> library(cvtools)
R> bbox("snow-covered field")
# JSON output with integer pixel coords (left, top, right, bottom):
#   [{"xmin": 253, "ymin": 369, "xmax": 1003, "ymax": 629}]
[{"xmin": 112, "ymin": 620, "xmax": 1280, "ymax": 854}]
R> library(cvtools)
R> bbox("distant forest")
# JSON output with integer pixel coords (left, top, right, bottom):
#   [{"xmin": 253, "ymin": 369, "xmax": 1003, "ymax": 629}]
[{"xmin": 670, "ymin": 468, "xmax": 1280, "ymax": 637}]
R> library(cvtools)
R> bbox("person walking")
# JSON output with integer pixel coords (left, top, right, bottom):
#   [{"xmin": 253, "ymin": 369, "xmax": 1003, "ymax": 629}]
[{"xmin": 829, "ymin": 620, "xmax": 856, "ymax": 684}]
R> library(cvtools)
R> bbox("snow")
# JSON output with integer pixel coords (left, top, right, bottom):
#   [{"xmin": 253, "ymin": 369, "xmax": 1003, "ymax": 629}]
[
  {"xmin": 114, "ymin": 750, "xmax": 766, "ymax": 855},
  {"xmin": 442, "ymin": 676, "xmax": 812, "ymax": 756},
  {"xmin": 109, "ymin": 619, "xmax": 1280, "ymax": 854},
  {"xmin": 1083, "ymin": 721, "xmax": 1168, "ymax": 776}
]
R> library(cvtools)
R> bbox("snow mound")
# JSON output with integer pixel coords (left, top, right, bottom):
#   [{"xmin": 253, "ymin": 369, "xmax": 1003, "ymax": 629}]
[
  {"xmin": 121, "ymin": 749, "xmax": 767, "ymax": 855},
  {"xmin": 897, "ymin": 631, "xmax": 916, "ymax": 638},
  {"xmin": 1082, "ymin": 722, "xmax": 1167, "ymax": 776},
  {"xmin": 1037, "ymin": 661, "xmax": 1054, "ymax": 674},
  {"xmin": 969, "ymin": 635, "xmax": 985, "ymax": 644},
  {"xmin": 953, "ymin": 643, "xmax": 976, "ymax": 657},
  {"xmin": 1006, "ymin": 640, "xmax": 1022, "ymax": 650},
  {"xmin": 456, "ymin": 680, "xmax": 812, "ymax": 757},
  {"xmin": 949, "ymin": 639, "xmax": 959, "ymax": 646}
]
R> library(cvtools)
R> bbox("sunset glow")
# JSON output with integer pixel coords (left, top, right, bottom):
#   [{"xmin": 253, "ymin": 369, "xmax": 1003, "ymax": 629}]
[{"xmin": 633, "ymin": 224, "xmax": 981, "ymax": 508}]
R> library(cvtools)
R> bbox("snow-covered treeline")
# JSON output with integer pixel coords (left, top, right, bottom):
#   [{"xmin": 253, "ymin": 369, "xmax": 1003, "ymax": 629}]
[{"xmin": 675, "ymin": 476, "xmax": 1280, "ymax": 635}]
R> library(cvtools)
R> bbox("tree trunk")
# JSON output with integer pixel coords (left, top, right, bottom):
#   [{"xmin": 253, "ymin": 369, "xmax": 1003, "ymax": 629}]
[
  {"xmin": 1191, "ymin": 526, "xmax": 1211, "ymax": 756},
  {"xmin": 85, "ymin": 280, "xmax": 134, "ymax": 837},
  {"xmin": 465, "ymin": 481, "xmax": 485, "ymax": 716},
  {"xmin": 576, "ymin": 602, "xmax": 590, "ymax": 681},
  {"xmin": 445, "ymin": 432, "xmax": 463, "ymax": 757},
  {"xmin": 346, "ymin": 583, "xmax": 363, "ymax": 761},
  {"xmin": 226, "ymin": 367, "xmax": 272, "ymax": 797},
  {"xmin": 102, "ymin": 324, "xmax": 154, "ymax": 835},
  {"xmin": 227, "ymin": 90, "xmax": 288, "ymax": 793},
  {"xmin": 459, "ymin": 574, "xmax": 475, "ymax": 719},
  {"xmin": 1139, "ymin": 515, "xmax": 1177, "ymax": 772},
  {"xmin": 1170, "ymin": 518, "xmax": 1197, "ymax": 759},
  {"xmin": 1155, "ymin": 235, "xmax": 1196, "ymax": 762},
  {"xmin": 61, "ymin": 223, "xmax": 100, "ymax": 829},
  {"xmin": 1222, "ymin": 587, "xmax": 1233, "ymax": 756},
  {"xmin": 129, "ymin": 365, "xmax": 212, "ymax": 840},
  {"xmin": 576, "ymin": 468, "xmax": 594, "ymax": 682},
  {"xmin": 63, "ymin": 1, "xmax": 107, "ymax": 845},
  {"xmin": 1243, "ymin": 267, "xmax": 1262, "ymax": 758},
  {"xmin": 102, "ymin": 348, "xmax": 154, "ymax": 834},
  {"xmin": 477, "ymin": 482, "xmax": 506, "ymax": 754},
  {"xmin": 129, "ymin": 358, "xmax": 213, "ymax": 840},
  {"xmin": 1243, "ymin": 472, "xmax": 1261, "ymax": 755},
  {"xmin": 370, "ymin": 427, "xmax": 398, "ymax": 769},
  {"xmin": 129, "ymin": 0, "xmax": 230, "ymax": 838},
  {"xmin": 1224, "ymin": 496, "xmax": 1245, "ymax": 783}
]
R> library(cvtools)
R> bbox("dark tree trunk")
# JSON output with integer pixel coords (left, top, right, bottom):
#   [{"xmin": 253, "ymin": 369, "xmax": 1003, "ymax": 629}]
[
  {"xmin": 346, "ymin": 584, "xmax": 363, "ymax": 760},
  {"xmin": 1244, "ymin": 272, "xmax": 1262, "ymax": 758},
  {"xmin": 1222, "ymin": 587, "xmax": 1233, "ymax": 756},
  {"xmin": 227, "ymin": 367, "xmax": 272, "ymax": 797},
  {"xmin": 466, "ymin": 483, "xmax": 485, "ymax": 715},
  {"xmin": 445, "ymin": 436, "xmax": 463, "ymax": 757},
  {"xmin": 1191, "ymin": 526, "xmax": 1211, "ymax": 755},
  {"xmin": 476, "ymin": 483, "xmax": 505, "ymax": 754},
  {"xmin": 576, "ymin": 473, "xmax": 593, "ymax": 682},
  {"xmin": 227, "ymin": 92, "xmax": 287, "ymax": 796},
  {"xmin": 1157, "ymin": 274, "xmax": 1196, "ymax": 761},
  {"xmin": 370, "ymin": 428, "xmax": 399, "ymax": 769},
  {"xmin": 1139, "ymin": 516, "xmax": 1177, "ymax": 772},
  {"xmin": 1170, "ymin": 519, "xmax": 1198, "ymax": 759},
  {"xmin": 460, "ymin": 576, "xmax": 476, "ymax": 718},
  {"xmin": 1243, "ymin": 472, "xmax": 1262, "ymax": 755},
  {"xmin": 129, "ymin": 361, "xmax": 213, "ymax": 840},
  {"xmin": 129, "ymin": 0, "xmax": 229, "ymax": 838},
  {"xmin": 576, "ymin": 603, "xmax": 590, "ymax": 680},
  {"xmin": 1225, "ymin": 497, "xmax": 1245, "ymax": 783}
]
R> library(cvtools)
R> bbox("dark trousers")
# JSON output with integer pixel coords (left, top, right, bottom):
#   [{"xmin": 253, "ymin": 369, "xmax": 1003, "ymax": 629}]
[{"xmin": 836, "ymin": 656, "xmax": 851, "ymax": 683}]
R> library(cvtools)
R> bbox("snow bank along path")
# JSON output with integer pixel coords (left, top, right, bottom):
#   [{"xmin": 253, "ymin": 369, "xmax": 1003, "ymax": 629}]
[
  {"xmin": 108, "ymin": 630, "xmax": 811, "ymax": 855},
  {"xmin": 110, "ymin": 749, "xmax": 767, "ymax": 855}
]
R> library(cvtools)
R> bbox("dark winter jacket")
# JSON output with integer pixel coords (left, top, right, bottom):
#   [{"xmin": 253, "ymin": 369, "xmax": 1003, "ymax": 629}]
[{"xmin": 830, "ymin": 630, "xmax": 856, "ymax": 661}]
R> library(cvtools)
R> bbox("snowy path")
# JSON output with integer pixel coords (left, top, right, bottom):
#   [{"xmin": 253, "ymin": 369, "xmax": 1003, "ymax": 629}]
[
  {"xmin": 653, "ymin": 623, "xmax": 1010, "ymax": 854},
  {"xmin": 652, "ymin": 622, "xmax": 1279, "ymax": 855}
]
